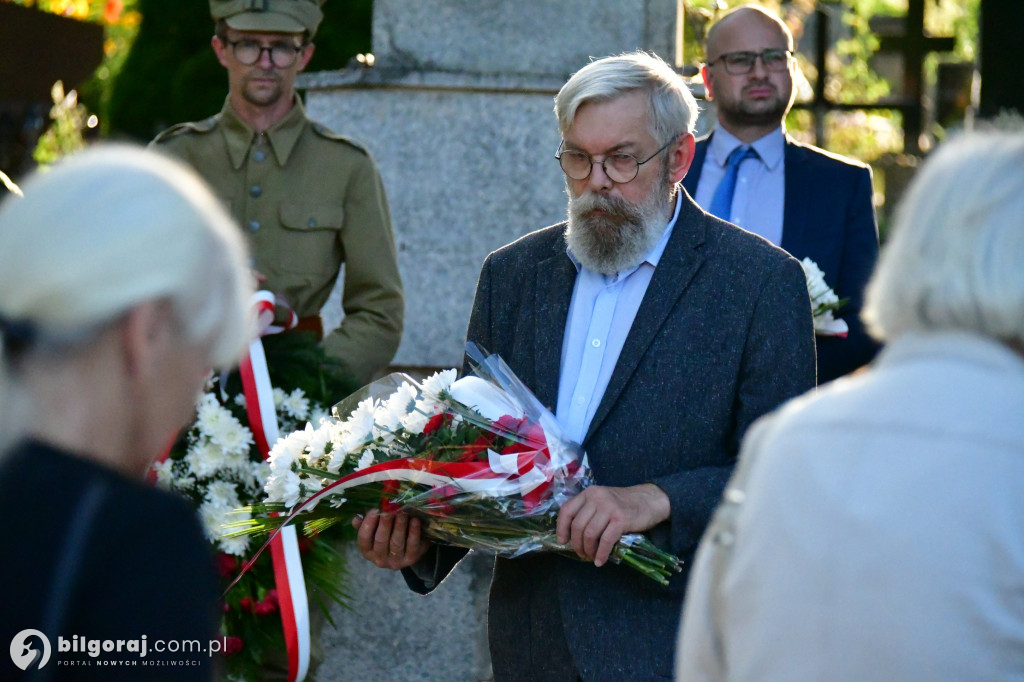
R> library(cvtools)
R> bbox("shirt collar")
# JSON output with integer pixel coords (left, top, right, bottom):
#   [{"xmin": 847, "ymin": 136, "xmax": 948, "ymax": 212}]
[
  {"xmin": 219, "ymin": 95, "xmax": 308, "ymax": 170},
  {"xmin": 566, "ymin": 191, "xmax": 681, "ymax": 278},
  {"xmin": 709, "ymin": 126, "xmax": 785, "ymax": 171}
]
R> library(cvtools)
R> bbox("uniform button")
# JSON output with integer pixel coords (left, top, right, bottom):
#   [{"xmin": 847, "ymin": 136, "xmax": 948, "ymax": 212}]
[
  {"xmin": 307, "ymin": 218, "xmax": 317, "ymax": 228},
  {"xmin": 250, "ymin": 185, "xmax": 262, "ymax": 198},
  {"xmin": 574, "ymin": 395, "xmax": 585, "ymax": 406},
  {"xmin": 591, "ymin": 338, "xmax": 601, "ymax": 348},
  {"xmin": 253, "ymin": 150, "xmax": 266, "ymax": 162},
  {"xmin": 248, "ymin": 221, "xmax": 260, "ymax": 232}
]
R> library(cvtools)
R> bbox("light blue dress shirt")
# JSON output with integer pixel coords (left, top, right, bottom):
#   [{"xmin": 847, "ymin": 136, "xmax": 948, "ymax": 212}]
[
  {"xmin": 555, "ymin": 192, "xmax": 682, "ymax": 445},
  {"xmin": 694, "ymin": 127, "xmax": 786, "ymax": 246}
]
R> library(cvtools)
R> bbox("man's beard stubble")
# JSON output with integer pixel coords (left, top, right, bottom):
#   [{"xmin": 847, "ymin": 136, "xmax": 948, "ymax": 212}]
[
  {"xmin": 242, "ymin": 71, "xmax": 284, "ymax": 107},
  {"xmin": 565, "ymin": 166, "xmax": 674, "ymax": 276},
  {"xmin": 721, "ymin": 80, "xmax": 793, "ymax": 130}
]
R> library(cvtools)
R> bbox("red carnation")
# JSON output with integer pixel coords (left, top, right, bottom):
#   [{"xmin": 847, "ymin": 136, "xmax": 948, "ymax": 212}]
[
  {"xmin": 423, "ymin": 413, "xmax": 453, "ymax": 434},
  {"xmin": 222, "ymin": 636, "xmax": 244, "ymax": 656},
  {"xmin": 215, "ymin": 552, "xmax": 238, "ymax": 578}
]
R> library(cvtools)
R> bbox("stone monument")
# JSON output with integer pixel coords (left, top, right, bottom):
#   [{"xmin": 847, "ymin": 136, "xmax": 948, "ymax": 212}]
[{"xmin": 304, "ymin": 2, "xmax": 680, "ymax": 679}]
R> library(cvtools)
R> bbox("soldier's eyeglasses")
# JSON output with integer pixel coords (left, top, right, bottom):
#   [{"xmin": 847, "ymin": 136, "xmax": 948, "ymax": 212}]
[
  {"xmin": 707, "ymin": 49, "xmax": 792, "ymax": 75},
  {"xmin": 555, "ymin": 137, "xmax": 677, "ymax": 184},
  {"xmin": 225, "ymin": 39, "xmax": 303, "ymax": 68}
]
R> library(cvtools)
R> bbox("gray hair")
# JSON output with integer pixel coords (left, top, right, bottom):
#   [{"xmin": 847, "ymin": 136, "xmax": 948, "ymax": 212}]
[
  {"xmin": 0, "ymin": 144, "xmax": 252, "ymax": 372},
  {"xmin": 863, "ymin": 132, "xmax": 1024, "ymax": 346},
  {"xmin": 554, "ymin": 51, "xmax": 697, "ymax": 144}
]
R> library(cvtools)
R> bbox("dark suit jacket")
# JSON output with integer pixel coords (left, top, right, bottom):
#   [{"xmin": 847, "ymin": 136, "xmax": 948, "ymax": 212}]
[
  {"xmin": 407, "ymin": 193, "xmax": 815, "ymax": 680},
  {"xmin": 683, "ymin": 133, "xmax": 880, "ymax": 383}
]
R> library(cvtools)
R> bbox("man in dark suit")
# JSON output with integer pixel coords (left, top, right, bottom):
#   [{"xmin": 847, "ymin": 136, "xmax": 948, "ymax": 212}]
[
  {"xmin": 354, "ymin": 52, "xmax": 815, "ymax": 679},
  {"xmin": 684, "ymin": 4, "xmax": 880, "ymax": 383}
]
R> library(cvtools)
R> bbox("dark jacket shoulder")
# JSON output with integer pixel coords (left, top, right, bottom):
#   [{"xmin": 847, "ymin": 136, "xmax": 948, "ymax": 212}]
[{"xmin": 785, "ymin": 136, "xmax": 871, "ymax": 172}]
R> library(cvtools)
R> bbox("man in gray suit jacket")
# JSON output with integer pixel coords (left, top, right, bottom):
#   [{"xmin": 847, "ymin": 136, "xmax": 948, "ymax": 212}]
[{"xmin": 355, "ymin": 52, "xmax": 816, "ymax": 680}]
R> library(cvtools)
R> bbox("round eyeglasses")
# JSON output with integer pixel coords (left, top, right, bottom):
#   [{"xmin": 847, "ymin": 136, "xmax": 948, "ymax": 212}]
[
  {"xmin": 556, "ymin": 137, "xmax": 677, "ymax": 184},
  {"xmin": 707, "ymin": 49, "xmax": 793, "ymax": 76},
  {"xmin": 224, "ymin": 38, "xmax": 304, "ymax": 68}
]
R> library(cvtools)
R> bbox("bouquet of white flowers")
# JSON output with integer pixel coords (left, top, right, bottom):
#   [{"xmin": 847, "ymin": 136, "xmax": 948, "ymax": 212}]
[{"xmin": 229, "ymin": 344, "xmax": 683, "ymax": 585}]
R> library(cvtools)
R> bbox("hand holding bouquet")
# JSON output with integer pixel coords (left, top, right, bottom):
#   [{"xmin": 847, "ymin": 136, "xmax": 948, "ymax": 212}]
[{"xmin": 229, "ymin": 344, "xmax": 683, "ymax": 585}]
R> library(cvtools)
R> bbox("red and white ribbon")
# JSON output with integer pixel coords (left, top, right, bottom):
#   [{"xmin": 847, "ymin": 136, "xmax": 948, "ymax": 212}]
[
  {"xmin": 228, "ymin": 445, "xmax": 558, "ymax": 586},
  {"xmin": 239, "ymin": 291, "xmax": 309, "ymax": 682}
]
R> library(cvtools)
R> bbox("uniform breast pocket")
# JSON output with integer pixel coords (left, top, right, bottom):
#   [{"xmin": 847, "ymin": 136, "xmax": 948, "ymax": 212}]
[{"xmin": 276, "ymin": 202, "xmax": 345, "ymax": 275}]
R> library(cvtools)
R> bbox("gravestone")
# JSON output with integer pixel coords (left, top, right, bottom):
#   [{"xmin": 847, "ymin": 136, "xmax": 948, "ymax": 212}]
[{"xmin": 305, "ymin": 2, "xmax": 679, "ymax": 679}]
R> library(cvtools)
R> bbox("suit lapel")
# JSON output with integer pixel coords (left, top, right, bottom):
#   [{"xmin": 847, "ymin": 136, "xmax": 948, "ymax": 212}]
[
  {"xmin": 781, "ymin": 138, "xmax": 810, "ymax": 255},
  {"xmin": 532, "ymin": 232, "xmax": 577, "ymax": 412},
  {"xmin": 584, "ymin": 197, "xmax": 709, "ymax": 443}
]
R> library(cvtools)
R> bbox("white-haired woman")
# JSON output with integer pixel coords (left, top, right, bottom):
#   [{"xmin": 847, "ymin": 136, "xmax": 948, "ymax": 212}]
[
  {"xmin": 676, "ymin": 131, "xmax": 1024, "ymax": 681},
  {"xmin": 0, "ymin": 146, "xmax": 252, "ymax": 678}
]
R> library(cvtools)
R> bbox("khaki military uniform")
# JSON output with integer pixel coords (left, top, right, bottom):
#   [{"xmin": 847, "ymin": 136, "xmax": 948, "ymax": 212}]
[{"xmin": 152, "ymin": 97, "xmax": 403, "ymax": 383}]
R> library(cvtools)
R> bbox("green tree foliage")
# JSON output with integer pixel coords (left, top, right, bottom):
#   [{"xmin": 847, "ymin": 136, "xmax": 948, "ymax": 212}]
[{"xmin": 106, "ymin": 0, "xmax": 372, "ymax": 141}]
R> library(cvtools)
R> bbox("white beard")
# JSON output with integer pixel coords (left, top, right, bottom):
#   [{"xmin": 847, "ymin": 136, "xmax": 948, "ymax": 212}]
[{"xmin": 565, "ymin": 177, "xmax": 674, "ymax": 276}]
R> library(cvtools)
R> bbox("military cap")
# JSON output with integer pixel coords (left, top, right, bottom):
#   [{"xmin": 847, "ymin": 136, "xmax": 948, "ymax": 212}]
[{"xmin": 210, "ymin": 0, "xmax": 325, "ymax": 37}]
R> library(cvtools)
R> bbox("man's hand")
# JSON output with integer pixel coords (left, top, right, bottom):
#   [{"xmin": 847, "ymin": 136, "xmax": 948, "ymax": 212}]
[
  {"xmin": 353, "ymin": 509, "xmax": 431, "ymax": 570},
  {"xmin": 556, "ymin": 483, "xmax": 670, "ymax": 567}
]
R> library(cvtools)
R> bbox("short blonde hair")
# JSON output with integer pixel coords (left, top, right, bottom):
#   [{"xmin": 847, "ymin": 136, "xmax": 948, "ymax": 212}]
[
  {"xmin": 0, "ymin": 144, "xmax": 252, "ymax": 368},
  {"xmin": 554, "ymin": 51, "xmax": 697, "ymax": 144},
  {"xmin": 863, "ymin": 131, "xmax": 1024, "ymax": 346}
]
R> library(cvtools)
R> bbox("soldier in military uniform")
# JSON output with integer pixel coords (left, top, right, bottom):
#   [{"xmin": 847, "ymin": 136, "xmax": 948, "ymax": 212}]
[{"xmin": 152, "ymin": 0, "xmax": 403, "ymax": 386}]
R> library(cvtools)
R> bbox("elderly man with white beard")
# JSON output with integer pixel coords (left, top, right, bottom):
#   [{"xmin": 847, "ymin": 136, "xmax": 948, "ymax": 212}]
[{"xmin": 354, "ymin": 51, "xmax": 816, "ymax": 680}]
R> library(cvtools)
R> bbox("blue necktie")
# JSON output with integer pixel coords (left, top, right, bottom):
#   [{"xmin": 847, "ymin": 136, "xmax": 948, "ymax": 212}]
[{"xmin": 709, "ymin": 146, "xmax": 758, "ymax": 221}]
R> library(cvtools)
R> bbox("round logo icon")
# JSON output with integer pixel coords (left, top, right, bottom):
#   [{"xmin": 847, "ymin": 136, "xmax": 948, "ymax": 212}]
[{"xmin": 10, "ymin": 630, "xmax": 51, "ymax": 671}]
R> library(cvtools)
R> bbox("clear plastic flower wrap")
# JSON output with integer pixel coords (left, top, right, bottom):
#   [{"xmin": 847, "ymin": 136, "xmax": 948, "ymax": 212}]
[{"xmin": 228, "ymin": 343, "xmax": 683, "ymax": 585}]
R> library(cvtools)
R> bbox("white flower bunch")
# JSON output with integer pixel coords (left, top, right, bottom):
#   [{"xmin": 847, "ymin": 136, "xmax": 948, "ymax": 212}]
[
  {"xmin": 263, "ymin": 369, "xmax": 458, "ymax": 509},
  {"xmin": 154, "ymin": 380, "xmax": 330, "ymax": 556},
  {"xmin": 800, "ymin": 258, "xmax": 849, "ymax": 336}
]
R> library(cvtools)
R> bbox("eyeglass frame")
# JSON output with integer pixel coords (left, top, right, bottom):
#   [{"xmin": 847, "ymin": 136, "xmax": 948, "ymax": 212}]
[
  {"xmin": 222, "ymin": 37, "xmax": 307, "ymax": 68},
  {"xmin": 706, "ymin": 49, "xmax": 793, "ymax": 76},
  {"xmin": 555, "ymin": 136, "xmax": 679, "ymax": 184}
]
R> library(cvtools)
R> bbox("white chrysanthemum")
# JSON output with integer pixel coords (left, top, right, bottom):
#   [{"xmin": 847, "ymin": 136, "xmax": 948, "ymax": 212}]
[
  {"xmin": 343, "ymin": 397, "xmax": 377, "ymax": 445},
  {"xmin": 298, "ymin": 476, "xmax": 325, "ymax": 510},
  {"xmin": 185, "ymin": 440, "xmax": 227, "ymax": 479},
  {"xmin": 309, "ymin": 405, "xmax": 329, "ymax": 427},
  {"xmin": 194, "ymin": 394, "xmax": 228, "ymax": 436},
  {"xmin": 251, "ymin": 460, "xmax": 271, "ymax": 483},
  {"xmin": 266, "ymin": 430, "xmax": 307, "ymax": 472},
  {"xmin": 326, "ymin": 446, "xmax": 349, "ymax": 474},
  {"xmin": 264, "ymin": 469, "xmax": 302, "ymax": 507},
  {"xmin": 205, "ymin": 480, "xmax": 241, "ymax": 509},
  {"xmin": 150, "ymin": 459, "xmax": 175, "ymax": 488},
  {"xmin": 272, "ymin": 387, "xmax": 287, "ymax": 406},
  {"xmin": 421, "ymin": 368, "xmax": 457, "ymax": 398},
  {"xmin": 328, "ymin": 494, "xmax": 348, "ymax": 508},
  {"xmin": 219, "ymin": 533, "xmax": 251, "ymax": 557},
  {"xmin": 199, "ymin": 501, "xmax": 230, "ymax": 543},
  {"xmin": 281, "ymin": 389, "xmax": 310, "ymax": 421},
  {"xmin": 233, "ymin": 393, "xmax": 247, "ymax": 408},
  {"xmin": 304, "ymin": 422, "xmax": 334, "ymax": 464},
  {"xmin": 212, "ymin": 419, "xmax": 254, "ymax": 457},
  {"xmin": 400, "ymin": 397, "xmax": 444, "ymax": 434},
  {"xmin": 356, "ymin": 450, "xmax": 375, "ymax": 471},
  {"xmin": 220, "ymin": 448, "xmax": 251, "ymax": 476},
  {"xmin": 801, "ymin": 257, "xmax": 836, "ymax": 304}
]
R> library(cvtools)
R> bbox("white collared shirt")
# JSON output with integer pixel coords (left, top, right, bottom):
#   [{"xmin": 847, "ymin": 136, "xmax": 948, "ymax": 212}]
[
  {"xmin": 555, "ymin": 192, "xmax": 682, "ymax": 444},
  {"xmin": 694, "ymin": 126, "xmax": 786, "ymax": 246}
]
